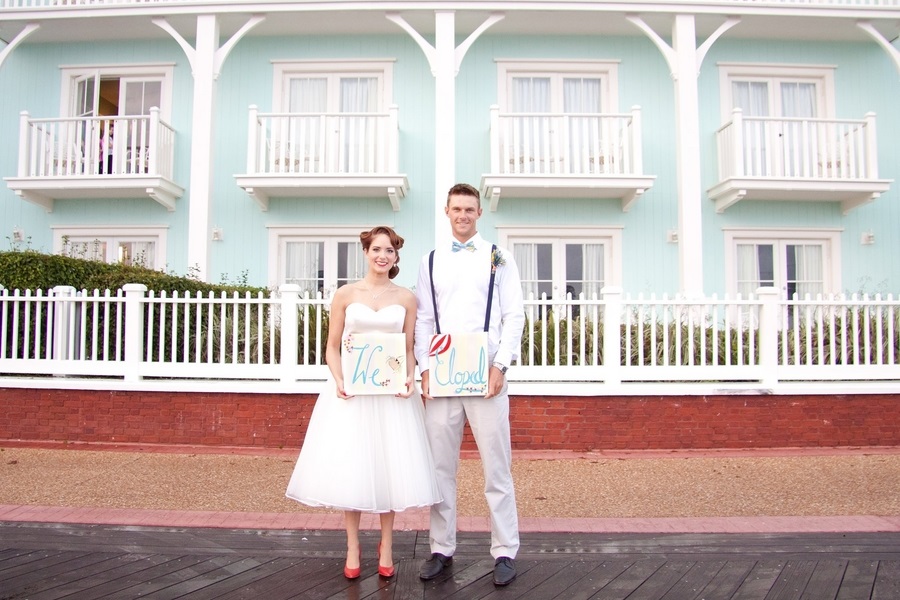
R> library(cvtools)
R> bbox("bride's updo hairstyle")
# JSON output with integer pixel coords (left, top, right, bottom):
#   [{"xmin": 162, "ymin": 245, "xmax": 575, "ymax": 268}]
[{"xmin": 360, "ymin": 226, "xmax": 405, "ymax": 279}]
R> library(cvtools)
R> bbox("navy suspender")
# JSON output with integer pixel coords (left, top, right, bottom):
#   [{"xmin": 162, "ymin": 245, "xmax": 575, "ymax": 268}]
[{"xmin": 429, "ymin": 244, "xmax": 497, "ymax": 335}]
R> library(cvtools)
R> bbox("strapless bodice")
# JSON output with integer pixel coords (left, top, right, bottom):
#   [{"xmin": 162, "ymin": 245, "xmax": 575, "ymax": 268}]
[{"xmin": 342, "ymin": 303, "xmax": 406, "ymax": 336}]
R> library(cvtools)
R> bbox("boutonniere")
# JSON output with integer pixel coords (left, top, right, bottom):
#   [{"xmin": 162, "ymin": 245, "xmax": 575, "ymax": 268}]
[{"xmin": 491, "ymin": 248, "xmax": 506, "ymax": 274}]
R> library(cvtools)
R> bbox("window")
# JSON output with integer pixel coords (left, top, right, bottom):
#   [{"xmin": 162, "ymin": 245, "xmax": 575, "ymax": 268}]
[
  {"xmin": 498, "ymin": 227, "xmax": 622, "ymax": 300},
  {"xmin": 497, "ymin": 60, "xmax": 620, "ymax": 174},
  {"xmin": 271, "ymin": 61, "xmax": 393, "ymax": 173},
  {"xmin": 53, "ymin": 226, "xmax": 167, "ymax": 270},
  {"xmin": 724, "ymin": 229, "xmax": 841, "ymax": 298},
  {"xmin": 719, "ymin": 63, "xmax": 835, "ymax": 177},
  {"xmin": 59, "ymin": 64, "xmax": 174, "ymax": 176},
  {"xmin": 268, "ymin": 227, "xmax": 365, "ymax": 296},
  {"xmin": 61, "ymin": 64, "xmax": 174, "ymax": 121},
  {"xmin": 498, "ymin": 60, "xmax": 618, "ymax": 113}
]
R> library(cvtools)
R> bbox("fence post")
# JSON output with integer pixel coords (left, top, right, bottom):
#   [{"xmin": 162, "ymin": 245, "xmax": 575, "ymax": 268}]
[
  {"xmin": 51, "ymin": 285, "xmax": 76, "ymax": 362},
  {"xmin": 123, "ymin": 283, "xmax": 147, "ymax": 382},
  {"xmin": 602, "ymin": 286, "xmax": 622, "ymax": 386},
  {"xmin": 279, "ymin": 284, "xmax": 301, "ymax": 384},
  {"xmin": 756, "ymin": 286, "xmax": 779, "ymax": 389}
]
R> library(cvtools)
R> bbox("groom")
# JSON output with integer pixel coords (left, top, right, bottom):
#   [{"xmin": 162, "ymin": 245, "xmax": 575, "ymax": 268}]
[{"xmin": 414, "ymin": 183, "xmax": 525, "ymax": 586}]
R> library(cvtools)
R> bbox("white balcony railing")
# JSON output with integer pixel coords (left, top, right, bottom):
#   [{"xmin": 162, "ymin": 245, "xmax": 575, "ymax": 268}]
[
  {"xmin": 489, "ymin": 107, "xmax": 643, "ymax": 177},
  {"xmin": 716, "ymin": 109, "xmax": 880, "ymax": 181},
  {"xmin": 245, "ymin": 106, "xmax": 400, "ymax": 177},
  {"xmin": 15, "ymin": 109, "xmax": 175, "ymax": 180},
  {"xmin": 2, "ymin": 285, "xmax": 899, "ymax": 394}
]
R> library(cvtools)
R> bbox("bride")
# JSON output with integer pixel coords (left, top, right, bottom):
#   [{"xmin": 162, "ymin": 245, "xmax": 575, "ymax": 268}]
[{"xmin": 285, "ymin": 225, "xmax": 441, "ymax": 580}]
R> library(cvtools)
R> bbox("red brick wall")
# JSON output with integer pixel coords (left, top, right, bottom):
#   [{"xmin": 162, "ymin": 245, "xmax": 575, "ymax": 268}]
[{"xmin": 0, "ymin": 388, "xmax": 897, "ymax": 450}]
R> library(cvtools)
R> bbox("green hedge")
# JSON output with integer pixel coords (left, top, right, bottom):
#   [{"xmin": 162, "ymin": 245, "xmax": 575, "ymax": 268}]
[{"xmin": 0, "ymin": 250, "xmax": 266, "ymax": 296}]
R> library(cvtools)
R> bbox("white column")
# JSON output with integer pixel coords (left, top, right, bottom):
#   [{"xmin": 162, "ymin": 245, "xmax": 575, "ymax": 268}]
[
  {"xmin": 433, "ymin": 11, "xmax": 456, "ymax": 246},
  {"xmin": 186, "ymin": 14, "xmax": 219, "ymax": 282},
  {"xmin": 671, "ymin": 15, "xmax": 704, "ymax": 296}
]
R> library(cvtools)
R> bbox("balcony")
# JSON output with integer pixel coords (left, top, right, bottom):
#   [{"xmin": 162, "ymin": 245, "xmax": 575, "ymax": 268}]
[
  {"xmin": 709, "ymin": 110, "xmax": 893, "ymax": 214},
  {"xmin": 4, "ymin": 109, "xmax": 182, "ymax": 212},
  {"xmin": 234, "ymin": 105, "xmax": 409, "ymax": 211},
  {"xmin": 480, "ymin": 106, "xmax": 655, "ymax": 212}
]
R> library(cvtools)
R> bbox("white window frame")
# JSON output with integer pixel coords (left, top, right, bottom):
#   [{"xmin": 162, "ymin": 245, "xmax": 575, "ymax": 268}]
[
  {"xmin": 267, "ymin": 226, "xmax": 369, "ymax": 296},
  {"xmin": 496, "ymin": 59, "xmax": 620, "ymax": 113},
  {"xmin": 59, "ymin": 63, "xmax": 175, "ymax": 121},
  {"xmin": 271, "ymin": 60, "xmax": 394, "ymax": 113},
  {"xmin": 723, "ymin": 228, "xmax": 842, "ymax": 298},
  {"xmin": 498, "ymin": 226, "xmax": 623, "ymax": 299},
  {"xmin": 718, "ymin": 62, "xmax": 836, "ymax": 121},
  {"xmin": 52, "ymin": 226, "xmax": 168, "ymax": 270}
]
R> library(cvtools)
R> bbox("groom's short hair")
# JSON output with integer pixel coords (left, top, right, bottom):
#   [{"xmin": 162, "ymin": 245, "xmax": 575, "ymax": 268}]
[{"xmin": 446, "ymin": 183, "xmax": 480, "ymax": 206}]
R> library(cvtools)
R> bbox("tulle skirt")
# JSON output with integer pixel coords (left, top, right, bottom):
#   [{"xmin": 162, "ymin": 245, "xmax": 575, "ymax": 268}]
[{"xmin": 285, "ymin": 381, "xmax": 441, "ymax": 513}]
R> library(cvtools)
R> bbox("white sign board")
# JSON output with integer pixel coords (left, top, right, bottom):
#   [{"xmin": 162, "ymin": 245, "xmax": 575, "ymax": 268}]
[
  {"xmin": 341, "ymin": 332, "xmax": 407, "ymax": 395},
  {"xmin": 427, "ymin": 332, "xmax": 489, "ymax": 397}
]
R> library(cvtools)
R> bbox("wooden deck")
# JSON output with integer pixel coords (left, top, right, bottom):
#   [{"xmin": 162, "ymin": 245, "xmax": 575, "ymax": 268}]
[{"xmin": 2, "ymin": 522, "xmax": 900, "ymax": 599}]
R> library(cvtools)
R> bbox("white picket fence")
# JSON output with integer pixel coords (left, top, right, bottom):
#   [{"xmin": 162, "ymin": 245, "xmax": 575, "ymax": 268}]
[{"xmin": 1, "ymin": 284, "xmax": 899, "ymax": 394}]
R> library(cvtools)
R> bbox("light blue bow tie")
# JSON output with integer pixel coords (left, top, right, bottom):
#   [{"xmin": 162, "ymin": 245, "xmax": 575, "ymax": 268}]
[{"xmin": 452, "ymin": 240, "xmax": 476, "ymax": 253}]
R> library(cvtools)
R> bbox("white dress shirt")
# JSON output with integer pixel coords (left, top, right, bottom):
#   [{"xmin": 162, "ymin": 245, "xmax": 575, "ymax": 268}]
[{"xmin": 415, "ymin": 233, "xmax": 525, "ymax": 371}]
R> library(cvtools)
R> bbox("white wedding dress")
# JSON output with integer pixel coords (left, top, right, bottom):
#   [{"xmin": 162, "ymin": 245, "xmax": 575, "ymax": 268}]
[{"xmin": 285, "ymin": 303, "xmax": 441, "ymax": 513}]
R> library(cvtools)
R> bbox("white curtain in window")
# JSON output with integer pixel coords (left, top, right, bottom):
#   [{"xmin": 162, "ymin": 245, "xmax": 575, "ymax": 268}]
[
  {"xmin": 780, "ymin": 82, "xmax": 817, "ymax": 176},
  {"xmin": 511, "ymin": 77, "xmax": 550, "ymax": 112},
  {"xmin": 285, "ymin": 241, "xmax": 321, "ymax": 296},
  {"xmin": 732, "ymin": 81, "xmax": 770, "ymax": 176},
  {"xmin": 509, "ymin": 77, "xmax": 551, "ymax": 172},
  {"xmin": 129, "ymin": 241, "xmax": 155, "ymax": 269},
  {"xmin": 340, "ymin": 77, "xmax": 378, "ymax": 172},
  {"xmin": 736, "ymin": 243, "xmax": 760, "ymax": 298},
  {"xmin": 562, "ymin": 78, "xmax": 602, "ymax": 112},
  {"xmin": 792, "ymin": 244, "xmax": 823, "ymax": 298},
  {"xmin": 342, "ymin": 241, "xmax": 364, "ymax": 285},
  {"xmin": 288, "ymin": 78, "xmax": 327, "ymax": 112},
  {"xmin": 283, "ymin": 78, "xmax": 327, "ymax": 168},
  {"xmin": 582, "ymin": 243, "xmax": 604, "ymax": 298},
  {"xmin": 513, "ymin": 243, "xmax": 539, "ymax": 300}
]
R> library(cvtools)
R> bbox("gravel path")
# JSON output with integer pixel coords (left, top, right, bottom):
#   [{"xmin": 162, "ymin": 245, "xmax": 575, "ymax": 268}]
[{"xmin": 3, "ymin": 447, "xmax": 899, "ymax": 518}]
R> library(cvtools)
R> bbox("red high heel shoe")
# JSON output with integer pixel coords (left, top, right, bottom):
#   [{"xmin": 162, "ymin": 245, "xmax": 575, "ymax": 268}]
[
  {"xmin": 344, "ymin": 551, "xmax": 361, "ymax": 580},
  {"xmin": 377, "ymin": 542, "xmax": 395, "ymax": 578}
]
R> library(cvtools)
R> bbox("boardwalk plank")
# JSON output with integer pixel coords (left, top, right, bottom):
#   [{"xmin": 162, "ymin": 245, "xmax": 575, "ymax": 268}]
[
  {"xmin": 389, "ymin": 557, "xmax": 423, "ymax": 600},
  {"xmin": 589, "ymin": 558, "xmax": 668, "ymax": 600},
  {"xmin": 45, "ymin": 555, "xmax": 212, "ymax": 599},
  {"xmin": 693, "ymin": 560, "xmax": 759, "ymax": 600},
  {"xmin": 626, "ymin": 560, "xmax": 697, "ymax": 599},
  {"xmin": 764, "ymin": 559, "xmax": 818, "ymax": 600},
  {"xmin": 210, "ymin": 557, "xmax": 314, "ymax": 600},
  {"xmin": 153, "ymin": 556, "xmax": 304, "ymax": 600},
  {"xmin": 100, "ymin": 555, "xmax": 268, "ymax": 599},
  {"xmin": 658, "ymin": 559, "xmax": 728, "ymax": 600},
  {"xmin": 2, "ymin": 524, "xmax": 900, "ymax": 600},
  {"xmin": 730, "ymin": 559, "xmax": 785, "ymax": 599},
  {"xmin": 422, "ymin": 559, "xmax": 495, "ymax": 600},
  {"xmin": 799, "ymin": 559, "xmax": 847, "ymax": 600},
  {"xmin": 550, "ymin": 560, "xmax": 637, "ymax": 600},
  {"xmin": 835, "ymin": 560, "xmax": 877, "ymax": 600},
  {"xmin": 513, "ymin": 557, "xmax": 611, "ymax": 600},
  {"xmin": 872, "ymin": 560, "xmax": 900, "ymax": 600},
  {"xmin": 0, "ymin": 552, "xmax": 121, "ymax": 597}
]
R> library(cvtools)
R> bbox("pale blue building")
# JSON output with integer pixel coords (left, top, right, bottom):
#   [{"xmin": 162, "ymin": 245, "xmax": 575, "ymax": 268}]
[{"xmin": 1, "ymin": 0, "xmax": 898, "ymax": 302}]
